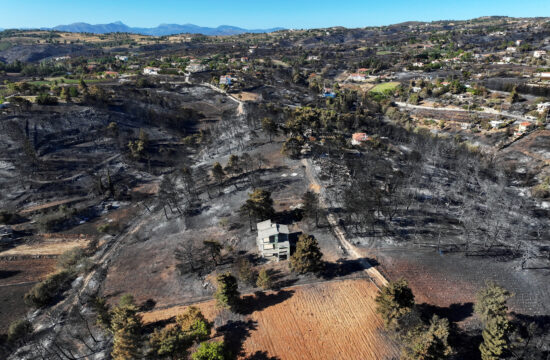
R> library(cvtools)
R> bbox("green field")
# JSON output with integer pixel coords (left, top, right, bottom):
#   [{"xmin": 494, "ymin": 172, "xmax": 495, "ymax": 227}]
[
  {"xmin": 0, "ymin": 42, "xmax": 12, "ymax": 51},
  {"xmin": 369, "ymin": 82, "xmax": 400, "ymax": 94},
  {"xmin": 28, "ymin": 77, "xmax": 104, "ymax": 86}
]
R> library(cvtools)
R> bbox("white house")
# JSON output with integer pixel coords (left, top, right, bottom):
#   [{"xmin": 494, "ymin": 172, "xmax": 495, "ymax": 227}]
[
  {"xmin": 143, "ymin": 67, "xmax": 160, "ymax": 75},
  {"xmin": 533, "ymin": 50, "xmax": 547, "ymax": 59},
  {"xmin": 219, "ymin": 75, "xmax": 233, "ymax": 85},
  {"xmin": 256, "ymin": 220, "xmax": 291, "ymax": 262},
  {"xmin": 506, "ymin": 47, "xmax": 517, "ymax": 53},
  {"xmin": 348, "ymin": 73, "xmax": 367, "ymax": 82},
  {"xmin": 115, "ymin": 55, "xmax": 129, "ymax": 61},
  {"xmin": 186, "ymin": 63, "xmax": 208, "ymax": 73},
  {"xmin": 536, "ymin": 102, "xmax": 550, "ymax": 113}
]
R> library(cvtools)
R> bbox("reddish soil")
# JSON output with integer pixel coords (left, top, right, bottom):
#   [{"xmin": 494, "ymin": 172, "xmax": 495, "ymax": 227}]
[
  {"xmin": 142, "ymin": 279, "xmax": 399, "ymax": 360},
  {"xmin": 374, "ymin": 248, "xmax": 550, "ymax": 326}
]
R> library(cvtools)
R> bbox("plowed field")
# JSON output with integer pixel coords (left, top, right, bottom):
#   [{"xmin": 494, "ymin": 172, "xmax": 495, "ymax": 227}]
[{"xmin": 142, "ymin": 279, "xmax": 399, "ymax": 360}]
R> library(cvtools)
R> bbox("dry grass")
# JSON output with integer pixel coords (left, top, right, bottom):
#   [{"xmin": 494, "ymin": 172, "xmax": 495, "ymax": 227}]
[
  {"xmin": 0, "ymin": 258, "xmax": 57, "ymax": 286},
  {"xmin": 19, "ymin": 196, "xmax": 86, "ymax": 214},
  {"xmin": 0, "ymin": 240, "xmax": 88, "ymax": 256},
  {"xmin": 141, "ymin": 279, "xmax": 398, "ymax": 360},
  {"xmin": 234, "ymin": 92, "xmax": 261, "ymax": 102}
]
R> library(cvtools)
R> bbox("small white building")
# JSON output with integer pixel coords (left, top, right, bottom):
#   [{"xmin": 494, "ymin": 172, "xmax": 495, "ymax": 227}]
[
  {"xmin": 506, "ymin": 47, "xmax": 517, "ymax": 53},
  {"xmin": 143, "ymin": 67, "xmax": 160, "ymax": 75},
  {"xmin": 219, "ymin": 75, "xmax": 233, "ymax": 85},
  {"xmin": 115, "ymin": 55, "xmax": 129, "ymax": 61},
  {"xmin": 348, "ymin": 73, "xmax": 367, "ymax": 82},
  {"xmin": 256, "ymin": 220, "xmax": 291, "ymax": 262},
  {"xmin": 186, "ymin": 63, "xmax": 208, "ymax": 73},
  {"xmin": 533, "ymin": 50, "xmax": 547, "ymax": 59},
  {"xmin": 536, "ymin": 102, "xmax": 550, "ymax": 113}
]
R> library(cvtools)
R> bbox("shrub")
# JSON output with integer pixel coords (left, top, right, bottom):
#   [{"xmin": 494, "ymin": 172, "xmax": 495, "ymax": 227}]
[
  {"xmin": 24, "ymin": 270, "xmax": 75, "ymax": 308},
  {"xmin": 235, "ymin": 257, "xmax": 257, "ymax": 286},
  {"xmin": 7, "ymin": 319, "xmax": 33, "ymax": 343},
  {"xmin": 36, "ymin": 93, "xmax": 58, "ymax": 105},
  {"xmin": 532, "ymin": 177, "xmax": 550, "ymax": 198},
  {"xmin": 256, "ymin": 268, "xmax": 273, "ymax": 290},
  {"xmin": 57, "ymin": 247, "xmax": 86, "ymax": 269},
  {"xmin": 37, "ymin": 210, "xmax": 74, "ymax": 232},
  {"xmin": 192, "ymin": 340, "xmax": 226, "ymax": 360}
]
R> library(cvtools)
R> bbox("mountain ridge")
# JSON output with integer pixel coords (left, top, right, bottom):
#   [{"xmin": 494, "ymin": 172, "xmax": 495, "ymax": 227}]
[{"xmin": 45, "ymin": 21, "xmax": 284, "ymax": 36}]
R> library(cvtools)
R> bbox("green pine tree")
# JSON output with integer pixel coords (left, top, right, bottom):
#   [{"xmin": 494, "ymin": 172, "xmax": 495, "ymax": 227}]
[
  {"xmin": 214, "ymin": 273, "xmax": 240, "ymax": 310},
  {"xmin": 289, "ymin": 234, "xmax": 324, "ymax": 274},
  {"xmin": 256, "ymin": 268, "xmax": 273, "ymax": 290},
  {"xmin": 375, "ymin": 279, "xmax": 415, "ymax": 328},
  {"xmin": 480, "ymin": 315, "xmax": 511, "ymax": 360}
]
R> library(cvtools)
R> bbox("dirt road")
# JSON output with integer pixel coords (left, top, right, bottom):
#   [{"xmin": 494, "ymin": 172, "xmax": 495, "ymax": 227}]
[{"xmin": 301, "ymin": 158, "xmax": 388, "ymax": 289}]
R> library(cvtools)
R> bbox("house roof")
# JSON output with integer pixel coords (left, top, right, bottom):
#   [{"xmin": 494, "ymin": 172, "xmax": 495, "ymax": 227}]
[
  {"xmin": 352, "ymin": 133, "xmax": 369, "ymax": 141},
  {"xmin": 257, "ymin": 220, "xmax": 290, "ymax": 239}
]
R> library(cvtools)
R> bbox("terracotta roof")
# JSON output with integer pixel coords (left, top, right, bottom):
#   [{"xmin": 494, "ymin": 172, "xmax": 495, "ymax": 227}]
[{"xmin": 352, "ymin": 133, "xmax": 369, "ymax": 141}]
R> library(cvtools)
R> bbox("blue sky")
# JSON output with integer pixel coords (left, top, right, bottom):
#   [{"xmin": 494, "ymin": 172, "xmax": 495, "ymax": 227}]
[{"xmin": 1, "ymin": 0, "xmax": 549, "ymax": 29}]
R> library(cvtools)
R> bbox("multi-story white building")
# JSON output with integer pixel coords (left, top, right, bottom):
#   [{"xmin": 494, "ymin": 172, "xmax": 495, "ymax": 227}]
[{"xmin": 256, "ymin": 220, "xmax": 291, "ymax": 262}]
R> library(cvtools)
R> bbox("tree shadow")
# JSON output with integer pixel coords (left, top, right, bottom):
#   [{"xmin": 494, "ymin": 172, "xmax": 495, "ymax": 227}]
[
  {"xmin": 510, "ymin": 313, "xmax": 550, "ymax": 333},
  {"xmin": 238, "ymin": 289, "xmax": 295, "ymax": 315},
  {"xmin": 245, "ymin": 351, "xmax": 280, "ymax": 360},
  {"xmin": 265, "ymin": 268, "xmax": 299, "ymax": 289},
  {"xmin": 273, "ymin": 209, "xmax": 303, "ymax": 225},
  {"xmin": 139, "ymin": 298, "xmax": 156, "ymax": 311},
  {"xmin": 216, "ymin": 319, "xmax": 258, "ymax": 358},
  {"xmin": 450, "ymin": 326, "xmax": 482, "ymax": 360},
  {"xmin": 0, "ymin": 270, "xmax": 21, "ymax": 280},
  {"xmin": 417, "ymin": 302, "xmax": 474, "ymax": 323},
  {"xmin": 320, "ymin": 257, "xmax": 379, "ymax": 280}
]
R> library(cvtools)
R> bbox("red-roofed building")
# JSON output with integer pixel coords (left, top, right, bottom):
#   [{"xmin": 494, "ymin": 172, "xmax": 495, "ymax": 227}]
[
  {"xmin": 518, "ymin": 122, "xmax": 533, "ymax": 132},
  {"xmin": 351, "ymin": 133, "xmax": 370, "ymax": 145}
]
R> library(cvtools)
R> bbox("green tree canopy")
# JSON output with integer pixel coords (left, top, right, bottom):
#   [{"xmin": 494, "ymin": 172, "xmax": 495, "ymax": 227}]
[
  {"xmin": 211, "ymin": 162, "xmax": 225, "ymax": 185},
  {"xmin": 403, "ymin": 315, "xmax": 453, "ymax": 360},
  {"xmin": 192, "ymin": 340, "xmax": 226, "ymax": 360},
  {"xmin": 290, "ymin": 233, "xmax": 324, "ymax": 274},
  {"xmin": 375, "ymin": 279, "xmax": 415, "ymax": 328},
  {"xmin": 111, "ymin": 295, "xmax": 143, "ymax": 360},
  {"xmin": 474, "ymin": 282, "xmax": 512, "ymax": 324},
  {"xmin": 240, "ymin": 189, "xmax": 275, "ymax": 225},
  {"xmin": 261, "ymin": 117, "xmax": 278, "ymax": 142},
  {"xmin": 256, "ymin": 268, "xmax": 273, "ymax": 290},
  {"xmin": 214, "ymin": 273, "xmax": 240, "ymax": 310}
]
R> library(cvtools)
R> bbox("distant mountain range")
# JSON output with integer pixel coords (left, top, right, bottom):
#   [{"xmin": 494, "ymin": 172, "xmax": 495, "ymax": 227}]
[{"xmin": 38, "ymin": 21, "xmax": 283, "ymax": 36}]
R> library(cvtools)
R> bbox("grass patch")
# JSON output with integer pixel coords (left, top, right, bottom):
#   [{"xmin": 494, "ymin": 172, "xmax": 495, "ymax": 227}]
[
  {"xmin": 369, "ymin": 82, "xmax": 400, "ymax": 94},
  {"xmin": 28, "ymin": 77, "xmax": 105, "ymax": 86},
  {"xmin": 0, "ymin": 41, "xmax": 12, "ymax": 51},
  {"xmin": 376, "ymin": 50, "xmax": 392, "ymax": 55}
]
